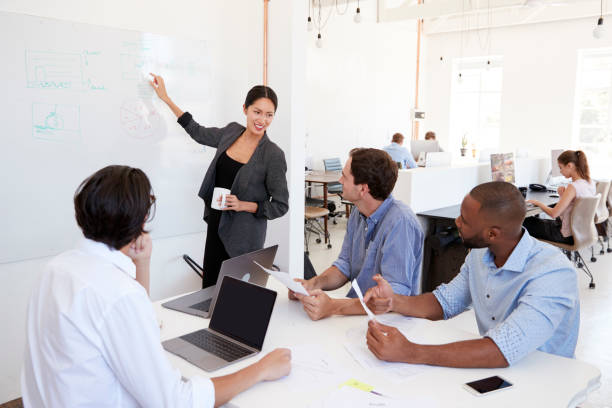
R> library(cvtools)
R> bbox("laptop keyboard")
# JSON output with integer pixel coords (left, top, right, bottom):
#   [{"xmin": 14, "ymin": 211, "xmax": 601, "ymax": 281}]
[
  {"xmin": 180, "ymin": 330, "xmax": 252, "ymax": 362},
  {"xmin": 190, "ymin": 298, "xmax": 212, "ymax": 312}
]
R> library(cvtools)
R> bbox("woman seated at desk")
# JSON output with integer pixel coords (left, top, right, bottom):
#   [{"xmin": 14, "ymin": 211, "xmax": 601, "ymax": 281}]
[{"xmin": 523, "ymin": 150, "xmax": 595, "ymax": 244}]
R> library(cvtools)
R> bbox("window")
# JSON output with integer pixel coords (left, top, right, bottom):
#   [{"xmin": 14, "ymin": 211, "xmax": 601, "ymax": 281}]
[
  {"xmin": 574, "ymin": 49, "xmax": 612, "ymax": 176},
  {"xmin": 449, "ymin": 57, "xmax": 503, "ymax": 157}
]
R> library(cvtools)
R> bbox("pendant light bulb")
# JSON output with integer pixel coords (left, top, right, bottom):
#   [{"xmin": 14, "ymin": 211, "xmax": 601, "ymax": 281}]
[
  {"xmin": 594, "ymin": 17, "xmax": 605, "ymax": 39},
  {"xmin": 354, "ymin": 7, "xmax": 362, "ymax": 23},
  {"xmin": 307, "ymin": 16, "xmax": 313, "ymax": 32},
  {"xmin": 316, "ymin": 33, "xmax": 323, "ymax": 48}
]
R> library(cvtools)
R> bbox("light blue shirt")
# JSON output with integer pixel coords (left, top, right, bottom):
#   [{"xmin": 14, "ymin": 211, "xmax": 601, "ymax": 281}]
[
  {"xmin": 333, "ymin": 195, "xmax": 423, "ymax": 298},
  {"xmin": 433, "ymin": 229, "xmax": 579, "ymax": 366},
  {"xmin": 382, "ymin": 143, "xmax": 417, "ymax": 169}
]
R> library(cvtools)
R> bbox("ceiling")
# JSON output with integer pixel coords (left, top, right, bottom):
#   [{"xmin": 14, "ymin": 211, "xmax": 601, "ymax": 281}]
[{"xmin": 310, "ymin": 0, "xmax": 610, "ymax": 33}]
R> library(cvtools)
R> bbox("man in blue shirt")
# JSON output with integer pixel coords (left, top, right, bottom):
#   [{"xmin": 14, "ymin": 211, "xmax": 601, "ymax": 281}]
[
  {"xmin": 382, "ymin": 133, "xmax": 417, "ymax": 169},
  {"xmin": 291, "ymin": 148, "xmax": 424, "ymax": 320},
  {"xmin": 364, "ymin": 181, "xmax": 579, "ymax": 367}
]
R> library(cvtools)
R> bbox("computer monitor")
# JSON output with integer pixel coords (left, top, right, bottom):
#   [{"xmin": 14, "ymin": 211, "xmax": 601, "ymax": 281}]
[
  {"xmin": 410, "ymin": 140, "xmax": 441, "ymax": 161},
  {"xmin": 425, "ymin": 151, "xmax": 452, "ymax": 168},
  {"xmin": 550, "ymin": 149, "xmax": 564, "ymax": 177},
  {"xmin": 490, "ymin": 152, "xmax": 515, "ymax": 183}
]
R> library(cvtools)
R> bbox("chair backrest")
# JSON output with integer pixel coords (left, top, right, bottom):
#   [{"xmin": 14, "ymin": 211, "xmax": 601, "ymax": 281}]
[
  {"xmin": 595, "ymin": 180, "xmax": 610, "ymax": 223},
  {"xmin": 323, "ymin": 158, "xmax": 342, "ymax": 172},
  {"xmin": 323, "ymin": 158, "xmax": 343, "ymax": 193},
  {"xmin": 570, "ymin": 194, "xmax": 600, "ymax": 250}
]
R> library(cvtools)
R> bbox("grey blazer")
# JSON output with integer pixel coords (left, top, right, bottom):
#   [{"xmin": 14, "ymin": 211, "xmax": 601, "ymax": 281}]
[{"xmin": 178, "ymin": 112, "xmax": 289, "ymax": 257}]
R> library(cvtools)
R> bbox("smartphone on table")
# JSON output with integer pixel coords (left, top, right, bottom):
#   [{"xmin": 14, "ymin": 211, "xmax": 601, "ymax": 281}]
[{"xmin": 463, "ymin": 375, "xmax": 513, "ymax": 396}]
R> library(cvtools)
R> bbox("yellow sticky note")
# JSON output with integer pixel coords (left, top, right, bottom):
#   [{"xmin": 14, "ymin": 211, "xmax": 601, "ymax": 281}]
[{"xmin": 340, "ymin": 378, "xmax": 374, "ymax": 392}]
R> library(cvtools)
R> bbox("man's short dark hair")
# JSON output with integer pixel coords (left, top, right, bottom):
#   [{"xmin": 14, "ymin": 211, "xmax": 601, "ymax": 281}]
[
  {"xmin": 391, "ymin": 133, "xmax": 404, "ymax": 143},
  {"xmin": 74, "ymin": 165, "xmax": 156, "ymax": 250},
  {"xmin": 424, "ymin": 131, "xmax": 436, "ymax": 140},
  {"xmin": 349, "ymin": 148, "xmax": 398, "ymax": 201},
  {"xmin": 469, "ymin": 181, "xmax": 526, "ymax": 227}
]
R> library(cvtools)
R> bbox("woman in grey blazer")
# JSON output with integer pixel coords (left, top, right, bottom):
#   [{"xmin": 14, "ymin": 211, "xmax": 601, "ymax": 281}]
[{"xmin": 150, "ymin": 74, "xmax": 289, "ymax": 288}]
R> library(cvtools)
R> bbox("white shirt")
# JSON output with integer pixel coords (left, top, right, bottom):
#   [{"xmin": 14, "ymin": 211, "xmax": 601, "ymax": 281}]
[{"xmin": 21, "ymin": 238, "xmax": 215, "ymax": 408}]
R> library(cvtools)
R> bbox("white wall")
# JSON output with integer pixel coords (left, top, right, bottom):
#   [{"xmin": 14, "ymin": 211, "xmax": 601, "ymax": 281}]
[
  {"xmin": 422, "ymin": 17, "xmax": 612, "ymax": 162},
  {"xmin": 0, "ymin": 0, "xmax": 305, "ymax": 402},
  {"xmin": 306, "ymin": 0, "xmax": 418, "ymax": 170}
]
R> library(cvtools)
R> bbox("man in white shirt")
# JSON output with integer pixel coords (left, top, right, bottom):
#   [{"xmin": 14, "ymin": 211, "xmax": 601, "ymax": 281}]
[{"xmin": 22, "ymin": 165, "xmax": 290, "ymax": 408}]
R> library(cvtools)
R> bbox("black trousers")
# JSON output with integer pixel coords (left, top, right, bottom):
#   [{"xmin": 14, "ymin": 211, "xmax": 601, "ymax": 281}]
[
  {"xmin": 202, "ymin": 210, "xmax": 230, "ymax": 289},
  {"xmin": 523, "ymin": 216, "xmax": 574, "ymax": 245}
]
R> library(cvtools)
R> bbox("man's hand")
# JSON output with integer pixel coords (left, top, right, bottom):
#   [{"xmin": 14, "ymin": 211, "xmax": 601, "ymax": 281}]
[
  {"xmin": 366, "ymin": 321, "xmax": 416, "ymax": 363},
  {"xmin": 294, "ymin": 289, "xmax": 335, "ymax": 320},
  {"xmin": 255, "ymin": 348, "xmax": 292, "ymax": 381},
  {"xmin": 363, "ymin": 274, "xmax": 394, "ymax": 314},
  {"xmin": 127, "ymin": 233, "xmax": 152, "ymax": 266},
  {"xmin": 288, "ymin": 278, "xmax": 318, "ymax": 300}
]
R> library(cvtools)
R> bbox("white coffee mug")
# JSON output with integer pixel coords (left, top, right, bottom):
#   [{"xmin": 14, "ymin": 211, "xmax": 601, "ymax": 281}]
[{"xmin": 211, "ymin": 187, "xmax": 231, "ymax": 210}]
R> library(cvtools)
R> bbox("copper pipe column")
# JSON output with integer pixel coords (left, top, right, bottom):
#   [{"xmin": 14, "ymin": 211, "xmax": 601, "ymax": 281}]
[
  {"xmin": 413, "ymin": 0, "xmax": 423, "ymax": 140},
  {"xmin": 263, "ymin": 0, "xmax": 270, "ymax": 85}
]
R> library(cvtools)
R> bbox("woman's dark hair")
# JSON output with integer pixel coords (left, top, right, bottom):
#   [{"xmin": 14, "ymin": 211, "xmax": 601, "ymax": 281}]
[
  {"xmin": 74, "ymin": 165, "xmax": 156, "ymax": 250},
  {"xmin": 558, "ymin": 150, "xmax": 590, "ymax": 182},
  {"xmin": 244, "ymin": 85, "xmax": 278, "ymax": 112},
  {"xmin": 349, "ymin": 148, "xmax": 398, "ymax": 201}
]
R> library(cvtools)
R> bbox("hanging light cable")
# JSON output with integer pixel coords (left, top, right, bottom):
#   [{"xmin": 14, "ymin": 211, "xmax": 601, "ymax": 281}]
[
  {"xmin": 307, "ymin": 0, "xmax": 313, "ymax": 31},
  {"xmin": 593, "ymin": 0, "xmax": 605, "ymax": 39},
  {"xmin": 354, "ymin": 0, "xmax": 362, "ymax": 23}
]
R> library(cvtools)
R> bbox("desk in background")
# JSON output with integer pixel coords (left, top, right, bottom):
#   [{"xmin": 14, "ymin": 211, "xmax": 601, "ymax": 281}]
[
  {"xmin": 156, "ymin": 278, "xmax": 600, "ymax": 407},
  {"xmin": 417, "ymin": 191, "xmax": 559, "ymax": 293},
  {"xmin": 305, "ymin": 171, "xmax": 342, "ymax": 244}
]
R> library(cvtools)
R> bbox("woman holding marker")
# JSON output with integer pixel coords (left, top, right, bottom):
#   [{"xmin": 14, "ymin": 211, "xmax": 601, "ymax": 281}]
[{"xmin": 150, "ymin": 73, "xmax": 288, "ymax": 288}]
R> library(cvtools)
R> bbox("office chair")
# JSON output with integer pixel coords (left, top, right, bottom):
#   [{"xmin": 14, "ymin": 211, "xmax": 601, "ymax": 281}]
[
  {"xmin": 540, "ymin": 195, "xmax": 600, "ymax": 289},
  {"xmin": 607, "ymin": 184, "xmax": 612, "ymax": 253},
  {"xmin": 323, "ymin": 157, "xmax": 353, "ymax": 223},
  {"xmin": 304, "ymin": 205, "xmax": 331, "ymax": 254},
  {"xmin": 592, "ymin": 180, "xmax": 610, "ymax": 260}
]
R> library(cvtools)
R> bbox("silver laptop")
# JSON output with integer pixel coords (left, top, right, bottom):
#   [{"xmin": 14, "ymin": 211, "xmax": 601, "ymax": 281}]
[
  {"xmin": 162, "ymin": 275, "xmax": 277, "ymax": 372},
  {"xmin": 162, "ymin": 245, "xmax": 277, "ymax": 318}
]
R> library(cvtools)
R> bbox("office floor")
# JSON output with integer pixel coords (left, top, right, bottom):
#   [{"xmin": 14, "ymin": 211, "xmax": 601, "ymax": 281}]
[{"xmin": 305, "ymin": 209, "xmax": 612, "ymax": 407}]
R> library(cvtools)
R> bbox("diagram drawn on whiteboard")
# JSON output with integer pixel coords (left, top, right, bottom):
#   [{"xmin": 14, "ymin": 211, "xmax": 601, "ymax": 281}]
[
  {"xmin": 32, "ymin": 103, "xmax": 81, "ymax": 141},
  {"xmin": 120, "ymin": 98, "xmax": 166, "ymax": 141}
]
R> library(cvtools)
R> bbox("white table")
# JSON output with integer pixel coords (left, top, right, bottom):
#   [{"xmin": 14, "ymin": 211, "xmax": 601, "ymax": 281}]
[{"xmin": 155, "ymin": 280, "xmax": 600, "ymax": 407}]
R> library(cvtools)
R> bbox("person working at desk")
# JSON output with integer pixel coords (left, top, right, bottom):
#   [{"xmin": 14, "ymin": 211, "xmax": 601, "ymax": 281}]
[
  {"xmin": 21, "ymin": 165, "xmax": 291, "ymax": 408},
  {"xmin": 150, "ymin": 74, "xmax": 289, "ymax": 288},
  {"xmin": 424, "ymin": 130, "xmax": 444, "ymax": 151},
  {"xmin": 382, "ymin": 132, "xmax": 417, "ymax": 169},
  {"xmin": 363, "ymin": 182, "xmax": 579, "ymax": 368},
  {"xmin": 523, "ymin": 150, "xmax": 595, "ymax": 244},
  {"xmin": 291, "ymin": 148, "xmax": 424, "ymax": 320}
]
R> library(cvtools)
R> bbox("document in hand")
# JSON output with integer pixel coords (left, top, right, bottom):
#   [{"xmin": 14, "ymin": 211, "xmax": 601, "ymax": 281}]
[
  {"xmin": 253, "ymin": 261, "xmax": 310, "ymax": 296},
  {"xmin": 351, "ymin": 279, "xmax": 377, "ymax": 321}
]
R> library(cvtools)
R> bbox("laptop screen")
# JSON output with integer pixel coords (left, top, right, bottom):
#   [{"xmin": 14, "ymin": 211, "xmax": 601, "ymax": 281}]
[{"xmin": 209, "ymin": 276, "xmax": 277, "ymax": 350}]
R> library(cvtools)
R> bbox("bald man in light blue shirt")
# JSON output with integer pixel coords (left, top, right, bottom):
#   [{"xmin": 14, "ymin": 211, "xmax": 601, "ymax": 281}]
[{"xmin": 363, "ymin": 181, "xmax": 579, "ymax": 368}]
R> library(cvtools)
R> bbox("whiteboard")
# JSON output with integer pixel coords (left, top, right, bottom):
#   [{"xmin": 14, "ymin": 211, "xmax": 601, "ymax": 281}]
[{"xmin": 0, "ymin": 11, "xmax": 220, "ymax": 263}]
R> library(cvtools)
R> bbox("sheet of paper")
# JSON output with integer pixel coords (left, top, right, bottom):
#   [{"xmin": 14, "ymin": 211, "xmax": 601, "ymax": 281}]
[
  {"xmin": 308, "ymin": 385, "xmax": 437, "ymax": 408},
  {"xmin": 277, "ymin": 344, "xmax": 348, "ymax": 391},
  {"xmin": 351, "ymin": 279, "xmax": 377, "ymax": 321},
  {"xmin": 343, "ymin": 320, "xmax": 432, "ymax": 382},
  {"xmin": 253, "ymin": 261, "xmax": 309, "ymax": 296}
]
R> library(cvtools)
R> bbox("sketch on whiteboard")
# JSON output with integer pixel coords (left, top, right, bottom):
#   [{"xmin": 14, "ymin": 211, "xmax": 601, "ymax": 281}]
[
  {"xmin": 26, "ymin": 50, "xmax": 106, "ymax": 91},
  {"xmin": 119, "ymin": 98, "xmax": 165, "ymax": 141},
  {"xmin": 26, "ymin": 51, "xmax": 82, "ymax": 89},
  {"xmin": 32, "ymin": 103, "xmax": 81, "ymax": 141}
]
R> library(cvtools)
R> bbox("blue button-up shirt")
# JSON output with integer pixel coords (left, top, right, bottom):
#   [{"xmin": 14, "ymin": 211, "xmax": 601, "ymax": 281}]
[
  {"xmin": 433, "ymin": 229, "xmax": 579, "ymax": 366},
  {"xmin": 333, "ymin": 195, "xmax": 424, "ymax": 298},
  {"xmin": 382, "ymin": 143, "xmax": 417, "ymax": 169}
]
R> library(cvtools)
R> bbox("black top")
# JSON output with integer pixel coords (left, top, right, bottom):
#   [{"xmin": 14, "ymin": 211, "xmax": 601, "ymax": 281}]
[{"xmin": 208, "ymin": 151, "xmax": 244, "ymax": 224}]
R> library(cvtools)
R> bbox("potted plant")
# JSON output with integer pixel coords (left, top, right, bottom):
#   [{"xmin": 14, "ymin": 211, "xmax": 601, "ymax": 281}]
[{"xmin": 460, "ymin": 134, "xmax": 468, "ymax": 157}]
